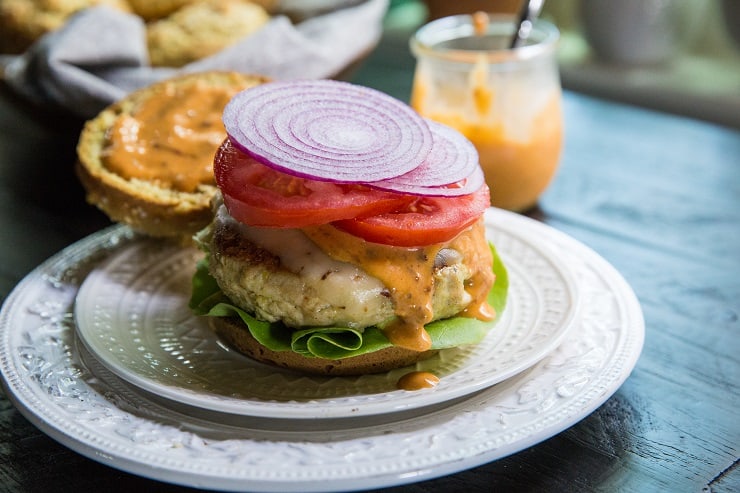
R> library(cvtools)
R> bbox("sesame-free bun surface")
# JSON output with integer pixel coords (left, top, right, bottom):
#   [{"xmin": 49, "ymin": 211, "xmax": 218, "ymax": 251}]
[
  {"xmin": 0, "ymin": 0, "xmax": 131, "ymax": 54},
  {"xmin": 76, "ymin": 71, "xmax": 269, "ymax": 240},
  {"xmin": 210, "ymin": 317, "xmax": 436, "ymax": 376},
  {"xmin": 146, "ymin": 0, "xmax": 270, "ymax": 67},
  {"xmin": 129, "ymin": 0, "xmax": 277, "ymax": 21}
]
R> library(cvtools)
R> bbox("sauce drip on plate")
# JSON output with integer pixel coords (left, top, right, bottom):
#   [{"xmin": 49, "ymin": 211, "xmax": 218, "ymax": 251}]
[{"xmin": 397, "ymin": 371, "xmax": 440, "ymax": 391}]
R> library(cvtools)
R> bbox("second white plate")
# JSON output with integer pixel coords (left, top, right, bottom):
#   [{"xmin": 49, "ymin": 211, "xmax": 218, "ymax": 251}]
[
  {"xmin": 73, "ymin": 210, "xmax": 579, "ymax": 419},
  {"xmin": 0, "ymin": 210, "xmax": 644, "ymax": 492}
]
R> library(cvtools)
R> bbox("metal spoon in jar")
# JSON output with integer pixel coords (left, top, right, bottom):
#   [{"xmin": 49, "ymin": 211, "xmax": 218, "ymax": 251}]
[{"xmin": 510, "ymin": 0, "xmax": 545, "ymax": 48}]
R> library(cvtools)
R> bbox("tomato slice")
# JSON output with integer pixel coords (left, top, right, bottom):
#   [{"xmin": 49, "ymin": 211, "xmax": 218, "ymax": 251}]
[
  {"xmin": 214, "ymin": 139, "xmax": 414, "ymax": 228},
  {"xmin": 334, "ymin": 185, "xmax": 490, "ymax": 247}
]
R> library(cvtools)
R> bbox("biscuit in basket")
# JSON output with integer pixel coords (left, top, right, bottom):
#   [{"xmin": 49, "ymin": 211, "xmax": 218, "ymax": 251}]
[
  {"xmin": 127, "ymin": 0, "xmax": 194, "ymax": 20},
  {"xmin": 128, "ymin": 0, "xmax": 276, "ymax": 20},
  {"xmin": 146, "ymin": 0, "xmax": 270, "ymax": 67},
  {"xmin": 0, "ymin": 0, "xmax": 131, "ymax": 53},
  {"xmin": 76, "ymin": 71, "xmax": 270, "ymax": 240}
]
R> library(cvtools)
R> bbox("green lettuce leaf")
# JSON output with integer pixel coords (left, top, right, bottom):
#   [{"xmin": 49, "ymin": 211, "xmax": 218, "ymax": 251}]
[{"xmin": 189, "ymin": 243, "xmax": 508, "ymax": 360}]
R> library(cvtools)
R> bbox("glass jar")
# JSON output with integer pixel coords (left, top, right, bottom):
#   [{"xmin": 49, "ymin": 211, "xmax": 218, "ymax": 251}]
[{"xmin": 410, "ymin": 14, "xmax": 563, "ymax": 212}]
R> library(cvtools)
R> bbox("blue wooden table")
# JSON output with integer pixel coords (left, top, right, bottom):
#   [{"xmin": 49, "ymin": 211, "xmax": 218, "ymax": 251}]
[{"xmin": 1, "ymin": 16, "xmax": 739, "ymax": 493}]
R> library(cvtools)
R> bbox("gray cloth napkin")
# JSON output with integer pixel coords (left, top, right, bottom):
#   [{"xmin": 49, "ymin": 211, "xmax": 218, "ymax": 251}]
[{"xmin": 1, "ymin": 0, "xmax": 387, "ymax": 119}]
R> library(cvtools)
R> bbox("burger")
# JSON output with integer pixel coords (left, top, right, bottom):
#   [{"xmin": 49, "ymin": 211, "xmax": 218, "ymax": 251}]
[{"xmin": 189, "ymin": 79, "xmax": 508, "ymax": 376}]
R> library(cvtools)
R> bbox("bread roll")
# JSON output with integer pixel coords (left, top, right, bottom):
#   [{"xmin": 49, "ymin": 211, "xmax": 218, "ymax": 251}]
[
  {"xmin": 146, "ymin": 0, "xmax": 270, "ymax": 67},
  {"xmin": 0, "ymin": 0, "xmax": 131, "ymax": 54},
  {"xmin": 76, "ymin": 71, "xmax": 270, "ymax": 240}
]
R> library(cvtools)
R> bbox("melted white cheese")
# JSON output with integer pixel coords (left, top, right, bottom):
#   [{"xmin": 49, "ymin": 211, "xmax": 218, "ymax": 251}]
[{"xmin": 215, "ymin": 204, "xmax": 390, "ymax": 324}]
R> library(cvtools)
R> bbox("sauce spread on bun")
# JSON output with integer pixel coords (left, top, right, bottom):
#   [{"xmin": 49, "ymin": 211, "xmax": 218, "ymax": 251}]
[
  {"xmin": 76, "ymin": 71, "xmax": 270, "ymax": 240},
  {"xmin": 101, "ymin": 79, "xmax": 239, "ymax": 193}
]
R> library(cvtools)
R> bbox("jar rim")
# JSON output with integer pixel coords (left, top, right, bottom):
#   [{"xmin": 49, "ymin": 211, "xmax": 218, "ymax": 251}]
[{"xmin": 410, "ymin": 13, "xmax": 560, "ymax": 63}]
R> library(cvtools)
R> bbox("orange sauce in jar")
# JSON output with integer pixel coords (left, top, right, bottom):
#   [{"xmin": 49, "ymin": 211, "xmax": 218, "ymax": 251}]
[
  {"xmin": 411, "ymin": 65, "xmax": 563, "ymax": 212},
  {"xmin": 422, "ymin": 96, "xmax": 563, "ymax": 212}
]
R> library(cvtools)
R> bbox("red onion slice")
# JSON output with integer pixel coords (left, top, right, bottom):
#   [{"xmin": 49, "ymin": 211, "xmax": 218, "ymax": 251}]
[
  {"xmin": 223, "ymin": 80, "xmax": 434, "ymax": 183},
  {"xmin": 369, "ymin": 120, "xmax": 483, "ymax": 196},
  {"xmin": 372, "ymin": 166, "xmax": 486, "ymax": 197}
]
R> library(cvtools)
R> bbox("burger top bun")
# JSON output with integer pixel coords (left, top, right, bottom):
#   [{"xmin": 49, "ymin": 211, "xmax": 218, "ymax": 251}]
[{"xmin": 76, "ymin": 71, "xmax": 269, "ymax": 241}]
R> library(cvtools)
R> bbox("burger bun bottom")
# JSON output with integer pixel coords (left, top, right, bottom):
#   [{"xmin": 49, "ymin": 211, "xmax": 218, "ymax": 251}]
[{"xmin": 209, "ymin": 317, "xmax": 436, "ymax": 376}]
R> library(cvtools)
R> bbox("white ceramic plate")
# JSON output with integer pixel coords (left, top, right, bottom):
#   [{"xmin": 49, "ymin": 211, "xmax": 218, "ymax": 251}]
[
  {"xmin": 0, "ymin": 209, "xmax": 644, "ymax": 492},
  {"xmin": 72, "ymin": 213, "xmax": 578, "ymax": 419}
]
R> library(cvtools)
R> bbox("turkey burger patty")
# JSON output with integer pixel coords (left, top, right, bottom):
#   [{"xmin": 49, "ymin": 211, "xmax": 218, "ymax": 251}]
[{"xmin": 203, "ymin": 198, "xmax": 476, "ymax": 330}]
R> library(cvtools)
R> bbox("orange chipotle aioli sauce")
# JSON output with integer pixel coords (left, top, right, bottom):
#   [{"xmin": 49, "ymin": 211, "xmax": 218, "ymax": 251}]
[
  {"xmin": 100, "ymin": 80, "xmax": 240, "ymax": 193},
  {"xmin": 472, "ymin": 11, "xmax": 489, "ymax": 36},
  {"xmin": 303, "ymin": 219, "xmax": 495, "ymax": 352},
  {"xmin": 396, "ymin": 371, "xmax": 440, "ymax": 391},
  {"xmin": 411, "ymin": 81, "xmax": 563, "ymax": 212}
]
